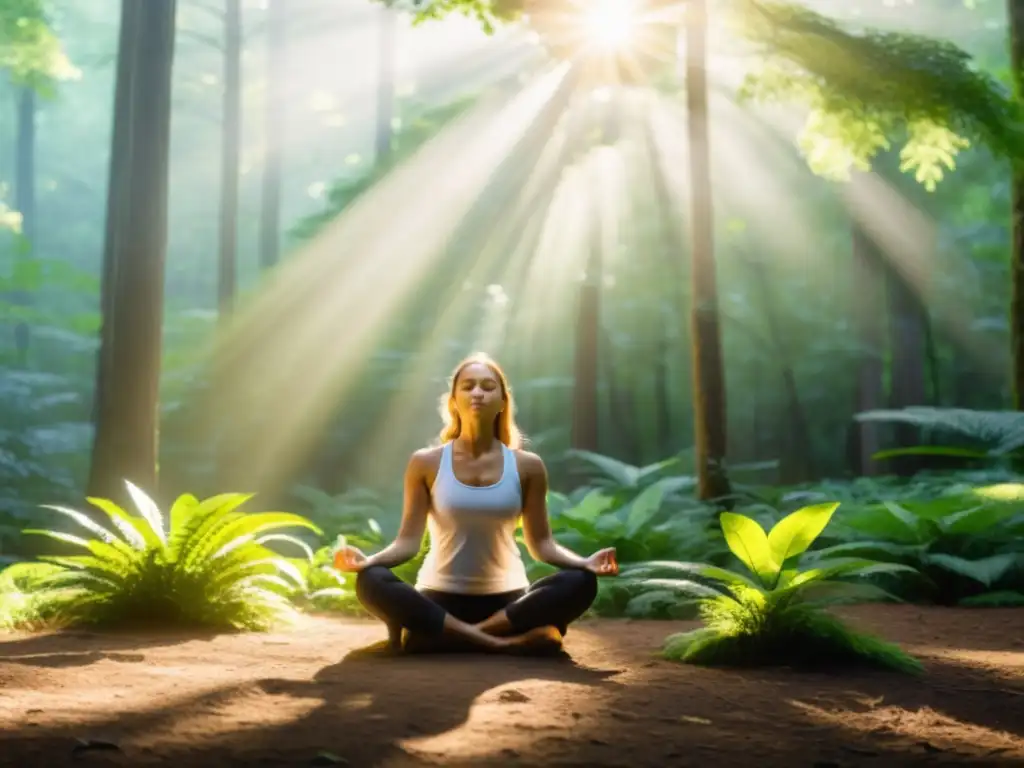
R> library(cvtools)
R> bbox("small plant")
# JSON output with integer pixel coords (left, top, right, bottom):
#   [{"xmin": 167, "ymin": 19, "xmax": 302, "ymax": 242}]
[
  {"xmin": 625, "ymin": 503, "xmax": 923, "ymax": 673},
  {"xmin": 0, "ymin": 481, "xmax": 321, "ymax": 631}
]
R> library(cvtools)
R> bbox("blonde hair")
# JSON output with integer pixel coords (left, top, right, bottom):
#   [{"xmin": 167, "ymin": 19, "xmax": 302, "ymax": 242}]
[{"xmin": 438, "ymin": 353, "xmax": 523, "ymax": 449}]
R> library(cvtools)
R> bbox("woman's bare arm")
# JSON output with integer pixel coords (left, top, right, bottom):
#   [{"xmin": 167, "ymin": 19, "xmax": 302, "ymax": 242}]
[
  {"xmin": 364, "ymin": 450, "xmax": 432, "ymax": 569},
  {"xmin": 519, "ymin": 452, "xmax": 592, "ymax": 570}
]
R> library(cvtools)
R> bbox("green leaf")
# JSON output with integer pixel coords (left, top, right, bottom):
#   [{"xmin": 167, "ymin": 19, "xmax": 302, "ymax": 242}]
[
  {"xmin": 621, "ymin": 561, "xmax": 763, "ymax": 591},
  {"xmin": 719, "ymin": 513, "xmax": 777, "ymax": 586},
  {"xmin": 767, "ymin": 502, "xmax": 839, "ymax": 570},
  {"xmin": 624, "ymin": 483, "xmax": 666, "ymax": 539},
  {"xmin": 630, "ymin": 577, "xmax": 728, "ymax": 601},
  {"xmin": 924, "ymin": 553, "xmax": 1018, "ymax": 587},
  {"xmin": 791, "ymin": 558, "xmax": 918, "ymax": 588},
  {"xmin": 957, "ymin": 591, "xmax": 1024, "ymax": 607},
  {"xmin": 804, "ymin": 541, "xmax": 921, "ymax": 563},
  {"xmin": 941, "ymin": 504, "xmax": 1017, "ymax": 536}
]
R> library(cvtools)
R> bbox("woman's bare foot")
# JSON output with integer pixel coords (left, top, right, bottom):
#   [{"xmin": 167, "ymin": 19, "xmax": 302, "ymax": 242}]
[{"xmin": 500, "ymin": 625, "xmax": 564, "ymax": 656}]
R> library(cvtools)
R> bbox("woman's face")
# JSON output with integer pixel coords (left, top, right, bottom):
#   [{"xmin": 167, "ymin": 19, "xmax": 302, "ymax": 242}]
[{"xmin": 452, "ymin": 362, "xmax": 504, "ymax": 423}]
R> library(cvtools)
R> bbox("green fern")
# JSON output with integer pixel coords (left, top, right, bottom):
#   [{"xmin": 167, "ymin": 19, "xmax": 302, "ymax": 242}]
[
  {"xmin": 855, "ymin": 407, "xmax": 1024, "ymax": 458},
  {"xmin": 2, "ymin": 481, "xmax": 322, "ymax": 631},
  {"xmin": 624, "ymin": 503, "xmax": 922, "ymax": 673}
]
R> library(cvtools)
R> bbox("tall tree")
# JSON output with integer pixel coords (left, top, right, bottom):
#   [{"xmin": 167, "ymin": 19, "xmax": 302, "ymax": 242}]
[
  {"xmin": 219, "ymin": 0, "xmax": 242, "ymax": 313},
  {"xmin": 1010, "ymin": 0, "xmax": 1024, "ymax": 408},
  {"xmin": 258, "ymin": 0, "xmax": 285, "ymax": 270},
  {"xmin": 88, "ymin": 0, "xmax": 178, "ymax": 500},
  {"xmin": 375, "ymin": 3, "xmax": 397, "ymax": 164},
  {"xmin": 14, "ymin": 86, "xmax": 35, "ymax": 245},
  {"xmin": 685, "ymin": 0, "xmax": 731, "ymax": 500}
]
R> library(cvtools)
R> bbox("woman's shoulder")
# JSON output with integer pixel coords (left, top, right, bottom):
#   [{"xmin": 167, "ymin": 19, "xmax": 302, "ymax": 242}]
[
  {"xmin": 409, "ymin": 444, "xmax": 444, "ymax": 468},
  {"xmin": 512, "ymin": 448, "xmax": 545, "ymax": 476}
]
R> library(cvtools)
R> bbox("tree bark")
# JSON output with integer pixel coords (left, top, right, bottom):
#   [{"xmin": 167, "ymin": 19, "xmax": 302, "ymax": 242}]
[
  {"xmin": 258, "ymin": 0, "xmax": 284, "ymax": 270},
  {"xmin": 88, "ymin": 0, "xmax": 177, "ymax": 503},
  {"xmin": 1010, "ymin": 0, "xmax": 1024, "ymax": 408},
  {"xmin": 571, "ymin": 204, "xmax": 601, "ymax": 456},
  {"xmin": 375, "ymin": 4, "xmax": 396, "ymax": 165},
  {"xmin": 15, "ymin": 87, "xmax": 35, "ymax": 245},
  {"xmin": 685, "ymin": 0, "xmax": 731, "ymax": 501},
  {"xmin": 218, "ymin": 0, "xmax": 241, "ymax": 314},
  {"xmin": 849, "ymin": 223, "xmax": 886, "ymax": 476}
]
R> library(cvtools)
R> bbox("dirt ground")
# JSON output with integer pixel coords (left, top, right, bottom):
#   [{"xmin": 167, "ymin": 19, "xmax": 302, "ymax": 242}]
[{"xmin": 0, "ymin": 606, "xmax": 1022, "ymax": 768}]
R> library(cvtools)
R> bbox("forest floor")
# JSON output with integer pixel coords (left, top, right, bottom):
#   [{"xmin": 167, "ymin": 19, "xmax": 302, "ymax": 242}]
[{"xmin": 0, "ymin": 606, "xmax": 1022, "ymax": 767}]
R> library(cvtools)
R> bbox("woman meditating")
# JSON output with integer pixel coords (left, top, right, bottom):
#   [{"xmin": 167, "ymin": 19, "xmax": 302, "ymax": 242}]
[{"xmin": 334, "ymin": 353, "xmax": 618, "ymax": 655}]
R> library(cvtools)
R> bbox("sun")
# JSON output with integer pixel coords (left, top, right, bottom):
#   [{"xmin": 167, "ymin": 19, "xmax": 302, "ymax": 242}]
[{"xmin": 582, "ymin": 0, "xmax": 637, "ymax": 50}]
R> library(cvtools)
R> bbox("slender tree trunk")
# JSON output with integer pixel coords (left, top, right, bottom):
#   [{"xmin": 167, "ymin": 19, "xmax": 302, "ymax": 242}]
[
  {"xmin": 849, "ymin": 223, "xmax": 886, "ymax": 476},
  {"xmin": 12, "ymin": 86, "xmax": 35, "ymax": 364},
  {"xmin": 88, "ymin": 0, "xmax": 177, "ymax": 502},
  {"xmin": 15, "ymin": 87, "xmax": 35, "ymax": 245},
  {"xmin": 685, "ymin": 0, "xmax": 730, "ymax": 501},
  {"xmin": 375, "ymin": 4, "xmax": 396, "ymax": 165},
  {"xmin": 571, "ymin": 204, "xmax": 601, "ymax": 456},
  {"xmin": 218, "ymin": 0, "xmax": 241, "ymax": 314},
  {"xmin": 885, "ymin": 266, "xmax": 928, "ymax": 475},
  {"xmin": 1010, "ymin": 0, "xmax": 1024, "ymax": 408},
  {"xmin": 258, "ymin": 0, "xmax": 284, "ymax": 270},
  {"xmin": 643, "ymin": 105, "xmax": 687, "ymax": 459},
  {"xmin": 744, "ymin": 253, "xmax": 814, "ymax": 481}
]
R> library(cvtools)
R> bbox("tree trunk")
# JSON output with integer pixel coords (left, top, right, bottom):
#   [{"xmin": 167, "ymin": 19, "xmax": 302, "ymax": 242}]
[
  {"xmin": 885, "ymin": 265, "xmax": 928, "ymax": 475},
  {"xmin": 744, "ymin": 253, "xmax": 814, "ymax": 481},
  {"xmin": 91, "ymin": 0, "xmax": 139, "ymax": 428},
  {"xmin": 11, "ymin": 85, "xmax": 35, "ymax": 364},
  {"xmin": 258, "ymin": 0, "xmax": 284, "ymax": 270},
  {"xmin": 685, "ymin": 0, "xmax": 731, "ymax": 501},
  {"xmin": 571, "ymin": 206, "xmax": 601, "ymax": 456},
  {"xmin": 88, "ymin": 0, "xmax": 177, "ymax": 503},
  {"xmin": 218, "ymin": 0, "xmax": 241, "ymax": 314},
  {"xmin": 1011, "ymin": 0, "xmax": 1024, "ymax": 408},
  {"xmin": 849, "ymin": 223, "xmax": 886, "ymax": 476},
  {"xmin": 15, "ymin": 87, "xmax": 35, "ymax": 245},
  {"xmin": 375, "ymin": 4, "xmax": 396, "ymax": 165}
]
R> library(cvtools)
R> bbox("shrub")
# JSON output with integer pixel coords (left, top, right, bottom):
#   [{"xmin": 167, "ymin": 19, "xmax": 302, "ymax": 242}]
[
  {"xmin": 625, "ymin": 502, "xmax": 923, "ymax": 673},
  {"xmin": 0, "ymin": 482, "xmax": 321, "ymax": 631}
]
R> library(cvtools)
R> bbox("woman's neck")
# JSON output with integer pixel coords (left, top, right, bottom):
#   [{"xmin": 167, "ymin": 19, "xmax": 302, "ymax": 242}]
[{"xmin": 455, "ymin": 421, "xmax": 498, "ymax": 457}]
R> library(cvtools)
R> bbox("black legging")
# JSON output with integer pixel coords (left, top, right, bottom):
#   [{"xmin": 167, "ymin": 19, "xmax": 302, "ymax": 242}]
[{"xmin": 355, "ymin": 565, "xmax": 598, "ymax": 651}]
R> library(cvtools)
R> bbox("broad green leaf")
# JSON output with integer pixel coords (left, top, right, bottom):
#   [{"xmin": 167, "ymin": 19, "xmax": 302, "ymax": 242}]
[
  {"xmin": 804, "ymin": 541, "xmax": 921, "ymax": 562},
  {"xmin": 624, "ymin": 483, "xmax": 666, "ymax": 539},
  {"xmin": 562, "ymin": 490, "xmax": 615, "ymax": 522},
  {"xmin": 924, "ymin": 553, "xmax": 1018, "ymax": 587},
  {"xmin": 719, "ymin": 513, "xmax": 778, "ymax": 586},
  {"xmin": 566, "ymin": 450, "xmax": 640, "ymax": 486},
  {"xmin": 767, "ymin": 502, "xmax": 839, "ymax": 570},
  {"xmin": 881, "ymin": 501, "xmax": 931, "ymax": 542},
  {"xmin": 791, "ymin": 558, "xmax": 918, "ymax": 587},
  {"xmin": 941, "ymin": 504, "xmax": 1016, "ymax": 536}
]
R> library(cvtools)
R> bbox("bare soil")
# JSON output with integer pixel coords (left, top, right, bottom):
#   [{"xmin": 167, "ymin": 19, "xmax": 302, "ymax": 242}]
[{"xmin": 1, "ymin": 605, "xmax": 1022, "ymax": 767}]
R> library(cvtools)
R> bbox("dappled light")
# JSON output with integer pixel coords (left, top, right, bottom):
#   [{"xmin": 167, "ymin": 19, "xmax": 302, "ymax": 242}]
[{"xmin": 4, "ymin": 0, "xmax": 1024, "ymax": 765}]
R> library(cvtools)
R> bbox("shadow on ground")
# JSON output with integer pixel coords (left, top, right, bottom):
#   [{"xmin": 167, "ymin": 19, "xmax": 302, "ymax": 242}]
[{"xmin": 0, "ymin": 609, "xmax": 1021, "ymax": 767}]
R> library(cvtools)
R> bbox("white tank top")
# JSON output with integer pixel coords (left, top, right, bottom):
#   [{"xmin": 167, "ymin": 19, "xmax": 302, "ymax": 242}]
[{"xmin": 415, "ymin": 442, "xmax": 530, "ymax": 594}]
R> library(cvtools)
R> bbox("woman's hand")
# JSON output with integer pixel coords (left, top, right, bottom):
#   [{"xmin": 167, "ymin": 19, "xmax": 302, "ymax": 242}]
[
  {"xmin": 333, "ymin": 545, "xmax": 369, "ymax": 573},
  {"xmin": 584, "ymin": 547, "xmax": 619, "ymax": 576}
]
